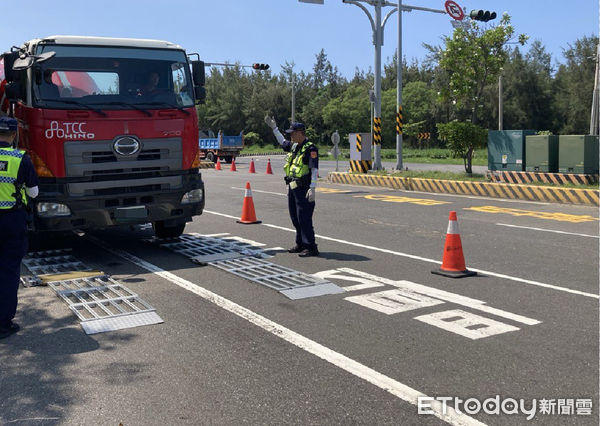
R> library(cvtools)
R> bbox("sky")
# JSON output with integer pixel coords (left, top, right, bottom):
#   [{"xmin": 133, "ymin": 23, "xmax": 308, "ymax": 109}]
[{"xmin": 2, "ymin": 0, "xmax": 598, "ymax": 78}]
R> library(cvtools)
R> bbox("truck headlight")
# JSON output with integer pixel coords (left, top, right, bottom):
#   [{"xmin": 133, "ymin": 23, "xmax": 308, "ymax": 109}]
[
  {"xmin": 36, "ymin": 202, "xmax": 72, "ymax": 217},
  {"xmin": 181, "ymin": 189, "xmax": 203, "ymax": 204}
]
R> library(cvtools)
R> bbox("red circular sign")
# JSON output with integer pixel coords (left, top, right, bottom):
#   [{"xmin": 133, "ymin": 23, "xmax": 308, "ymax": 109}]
[{"xmin": 444, "ymin": 0, "xmax": 464, "ymax": 21}]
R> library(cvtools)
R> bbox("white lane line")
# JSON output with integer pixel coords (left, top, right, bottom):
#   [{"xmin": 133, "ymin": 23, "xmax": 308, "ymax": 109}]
[
  {"xmin": 206, "ymin": 210, "xmax": 599, "ymax": 300},
  {"xmin": 87, "ymin": 236, "xmax": 484, "ymax": 426},
  {"xmin": 231, "ymin": 187, "xmax": 286, "ymax": 196},
  {"xmin": 496, "ymin": 223, "xmax": 600, "ymax": 239}
]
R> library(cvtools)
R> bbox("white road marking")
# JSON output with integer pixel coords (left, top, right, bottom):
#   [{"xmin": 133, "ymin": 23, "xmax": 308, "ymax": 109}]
[
  {"xmin": 414, "ymin": 309, "xmax": 520, "ymax": 340},
  {"xmin": 336, "ymin": 268, "xmax": 541, "ymax": 326},
  {"xmin": 313, "ymin": 269, "xmax": 385, "ymax": 292},
  {"xmin": 496, "ymin": 223, "xmax": 600, "ymax": 239},
  {"xmin": 345, "ymin": 289, "xmax": 445, "ymax": 315},
  {"xmin": 206, "ymin": 210, "xmax": 599, "ymax": 300},
  {"xmin": 86, "ymin": 235, "xmax": 484, "ymax": 426}
]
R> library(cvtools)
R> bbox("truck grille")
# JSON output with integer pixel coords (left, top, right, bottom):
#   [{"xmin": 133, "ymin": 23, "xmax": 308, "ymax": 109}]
[{"xmin": 64, "ymin": 138, "xmax": 183, "ymax": 196}]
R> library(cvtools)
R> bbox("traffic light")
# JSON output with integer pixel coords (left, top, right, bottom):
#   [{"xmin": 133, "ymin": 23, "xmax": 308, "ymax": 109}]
[
  {"xmin": 252, "ymin": 63, "xmax": 270, "ymax": 71},
  {"xmin": 469, "ymin": 10, "xmax": 497, "ymax": 22}
]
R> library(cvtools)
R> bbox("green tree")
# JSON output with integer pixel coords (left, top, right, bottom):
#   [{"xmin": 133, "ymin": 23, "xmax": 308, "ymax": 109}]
[
  {"xmin": 553, "ymin": 35, "xmax": 598, "ymax": 134},
  {"xmin": 437, "ymin": 121, "xmax": 487, "ymax": 174},
  {"xmin": 435, "ymin": 14, "xmax": 527, "ymax": 124}
]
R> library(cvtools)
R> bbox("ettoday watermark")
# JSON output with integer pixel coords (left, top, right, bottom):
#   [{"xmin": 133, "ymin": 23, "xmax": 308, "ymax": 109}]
[{"xmin": 418, "ymin": 396, "xmax": 593, "ymax": 420}]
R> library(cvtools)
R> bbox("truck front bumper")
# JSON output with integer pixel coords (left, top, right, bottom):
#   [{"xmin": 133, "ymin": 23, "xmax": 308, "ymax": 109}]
[{"xmin": 31, "ymin": 172, "xmax": 204, "ymax": 232}]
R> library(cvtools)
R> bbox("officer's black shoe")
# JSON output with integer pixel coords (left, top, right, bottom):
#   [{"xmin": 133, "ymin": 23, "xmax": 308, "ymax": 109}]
[
  {"xmin": 0, "ymin": 322, "xmax": 20, "ymax": 340},
  {"xmin": 298, "ymin": 248, "xmax": 319, "ymax": 257},
  {"xmin": 288, "ymin": 245, "xmax": 304, "ymax": 253}
]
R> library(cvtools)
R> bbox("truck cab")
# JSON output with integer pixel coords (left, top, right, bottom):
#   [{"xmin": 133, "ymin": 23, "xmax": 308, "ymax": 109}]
[{"xmin": 2, "ymin": 35, "xmax": 207, "ymax": 238}]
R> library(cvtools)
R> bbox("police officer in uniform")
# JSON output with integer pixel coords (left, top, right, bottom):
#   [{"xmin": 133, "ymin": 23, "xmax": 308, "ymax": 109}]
[
  {"xmin": 0, "ymin": 116, "xmax": 39, "ymax": 340},
  {"xmin": 265, "ymin": 116, "xmax": 319, "ymax": 257}
]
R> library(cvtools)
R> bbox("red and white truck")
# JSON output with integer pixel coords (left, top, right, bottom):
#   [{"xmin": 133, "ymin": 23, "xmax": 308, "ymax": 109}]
[{"xmin": 1, "ymin": 35, "xmax": 207, "ymax": 238}]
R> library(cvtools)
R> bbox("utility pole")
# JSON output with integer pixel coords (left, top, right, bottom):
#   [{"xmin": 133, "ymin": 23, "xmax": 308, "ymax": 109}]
[
  {"xmin": 299, "ymin": 0, "xmax": 452, "ymax": 170},
  {"xmin": 395, "ymin": 0, "xmax": 403, "ymax": 170},
  {"xmin": 291, "ymin": 70, "xmax": 296, "ymax": 123},
  {"xmin": 499, "ymin": 72, "xmax": 503, "ymax": 131},
  {"xmin": 590, "ymin": 43, "xmax": 600, "ymax": 136}
]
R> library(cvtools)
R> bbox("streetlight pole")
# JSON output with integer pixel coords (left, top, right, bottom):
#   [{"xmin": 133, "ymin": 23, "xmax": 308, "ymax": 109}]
[
  {"xmin": 291, "ymin": 70, "xmax": 296, "ymax": 123},
  {"xmin": 299, "ymin": 0, "xmax": 448, "ymax": 171},
  {"xmin": 395, "ymin": 0, "xmax": 403, "ymax": 170},
  {"xmin": 498, "ymin": 72, "xmax": 503, "ymax": 131}
]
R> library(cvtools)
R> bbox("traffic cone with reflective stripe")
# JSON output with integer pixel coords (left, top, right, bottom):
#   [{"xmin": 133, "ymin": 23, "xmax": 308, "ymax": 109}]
[
  {"xmin": 215, "ymin": 158, "xmax": 222, "ymax": 171},
  {"xmin": 230, "ymin": 158, "xmax": 237, "ymax": 172},
  {"xmin": 237, "ymin": 182, "xmax": 261, "ymax": 224},
  {"xmin": 249, "ymin": 158, "xmax": 256, "ymax": 173},
  {"xmin": 266, "ymin": 159, "xmax": 273, "ymax": 175},
  {"xmin": 431, "ymin": 211, "xmax": 476, "ymax": 278}
]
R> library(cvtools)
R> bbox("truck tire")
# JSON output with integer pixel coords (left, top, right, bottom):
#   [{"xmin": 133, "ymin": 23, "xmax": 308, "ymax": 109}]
[
  {"xmin": 224, "ymin": 156, "xmax": 232, "ymax": 163},
  {"xmin": 153, "ymin": 221, "xmax": 186, "ymax": 239},
  {"xmin": 206, "ymin": 152, "xmax": 215, "ymax": 162}
]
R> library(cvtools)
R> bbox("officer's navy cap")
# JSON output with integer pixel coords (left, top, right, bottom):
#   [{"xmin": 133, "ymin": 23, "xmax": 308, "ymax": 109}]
[
  {"xmin": 0, "ymin": 116, "xmax": 17, "ymax": 132},
  {"xmin": 285, "ymin": 122, "xmax": 306, "ymax": 133}
]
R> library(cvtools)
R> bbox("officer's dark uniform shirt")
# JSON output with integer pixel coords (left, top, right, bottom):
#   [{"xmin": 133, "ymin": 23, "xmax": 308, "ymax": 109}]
[
  {"xmin": 281, "ymin": 139, "xmax": 319, "ymax": 171},
  {"xmin": 0, "ymin": 141, "xmax": 38, "ymax": 191}
]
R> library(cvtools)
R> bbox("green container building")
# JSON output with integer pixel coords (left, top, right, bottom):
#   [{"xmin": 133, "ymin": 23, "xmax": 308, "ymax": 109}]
[
  {"xmin": 488, "ymin": 130, "xmax": 536, "ymax": 171},
  {"xmin": 558, "ymin": 135, "xmax": 599, "ymax": 174},
  {"xmin": 525, "ymin": 135, "xmax": 559, "ymax": 172}
]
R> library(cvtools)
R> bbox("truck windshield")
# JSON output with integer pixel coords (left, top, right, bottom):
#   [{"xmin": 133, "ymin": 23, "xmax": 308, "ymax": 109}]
[{"xmin": 33, "ymin": 45, "xmax": 195, "ymax": 109}]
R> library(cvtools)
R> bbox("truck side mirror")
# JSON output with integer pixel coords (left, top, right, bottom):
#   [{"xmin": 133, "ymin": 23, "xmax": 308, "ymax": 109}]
[
  {"xmin": 194, "ymin": 86, "xmax": 206, "ymax": 105},
  {"xmin": 2, "ymin": 52, "xmax": 19, "ymax": 82},
  {"xmin": 191, "ymin": 60, "xmax": 205, "ymax": 86},
  {"xmin": 5, "ymin": 81, "xmax": 23, "ymax": 101}
]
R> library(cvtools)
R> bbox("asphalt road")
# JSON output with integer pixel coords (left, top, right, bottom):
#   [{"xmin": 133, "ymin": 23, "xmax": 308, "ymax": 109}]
[{"xmin": 1, "ymin": 158, "xmax": 597, "ymax": 425}]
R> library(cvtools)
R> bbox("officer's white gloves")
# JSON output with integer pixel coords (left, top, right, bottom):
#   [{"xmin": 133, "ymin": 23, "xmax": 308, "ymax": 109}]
[
  {"xmin": 306, "ymin": 187, "xmax": 316, "ymax": 203},
  {"xmin": 265, "ymin": 115, "xmax": 285, "ymax": 145},
  {"xmin": 264, "ymin": 115, "xmax": 277, "ymax": 129}
]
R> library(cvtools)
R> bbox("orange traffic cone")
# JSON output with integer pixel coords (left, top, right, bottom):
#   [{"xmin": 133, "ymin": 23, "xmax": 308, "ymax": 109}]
[
  {"xmin": 230, "ymin": 158, "xmax": 237, "ymax": 172},
  {"xmin": 249, "ymin": 158, "xmax": 256, "ymax": 173},
  {"xmin": 431, "ymin": 211, "xmax": 476, "ymax": 278},
  {"xmin": 266, "ymin": 159, "xmax": 273, "ymax": 175},
  {"xmin": 215, "ymin": 158, "xmax": 222, "ymax": 171},
  {"xmin": 237, "ymin": 182, "xmax": 261, "ymax": 224}
]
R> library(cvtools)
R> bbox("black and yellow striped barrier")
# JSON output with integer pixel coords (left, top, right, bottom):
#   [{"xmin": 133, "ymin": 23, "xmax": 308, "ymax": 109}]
[
  {"xmin": 328, "ymin": 172, "xmax": 599, "ymax": 206},
  {"xmin": 396, "ymin": 106, "xmax": 403, "ymax": 135},
  {"xmin": 416, "ymin": 132, "xmax": 431, "ymax": 140},
  {"xmin": 356, "ymin": 134, "xmax": 362, "ymax": 152},
  {"xmin": 349, "ymin": 160, "xmax": 372, "ymax": 173},
  {"xmin": 373, "ymin": 117, "xmax": 382, "ymax": 146},
  {"xmin": 487, "ymin": 170, "xmax": 599, "ymax": 186},
  {"xmin": 198, "ymin": 161, "xmax": 215, "ymax": 169}
]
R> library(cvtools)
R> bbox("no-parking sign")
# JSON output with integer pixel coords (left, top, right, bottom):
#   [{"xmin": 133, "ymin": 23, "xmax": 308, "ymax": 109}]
[{"xmin": 444, "ymin": 0, "xmax": 464, "ymax": 21}]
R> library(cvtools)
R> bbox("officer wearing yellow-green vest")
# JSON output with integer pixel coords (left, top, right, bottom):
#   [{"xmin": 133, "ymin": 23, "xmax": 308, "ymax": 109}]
[
  {"xmin": 265, "ymin": 116, "xmax": 319, "ymax": 257},
  {"xmin": 0, "ymin": 116, "xmax": 39, "ymax": 340}
]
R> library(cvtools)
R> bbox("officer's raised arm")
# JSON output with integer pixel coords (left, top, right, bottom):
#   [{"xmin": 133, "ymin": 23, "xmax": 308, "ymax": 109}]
[{"xmin": 264, "ymin": 115, "xmax": 288, "ymax": 147}]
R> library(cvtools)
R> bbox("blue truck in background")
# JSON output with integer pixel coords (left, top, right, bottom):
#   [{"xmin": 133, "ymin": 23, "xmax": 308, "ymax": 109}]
[{"xmin": 199, "ymin": 130, "xmax": 244, "ymax": 163}]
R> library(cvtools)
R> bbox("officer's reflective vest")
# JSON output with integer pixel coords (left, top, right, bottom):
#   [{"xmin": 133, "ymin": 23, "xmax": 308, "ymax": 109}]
[
  {"xmin": 284, "ymin": 141, "xmax": 315, "ymax": 178},
  {"xmin": 0, "ymin": 147, "xmax": 27, "ymax": 209}
]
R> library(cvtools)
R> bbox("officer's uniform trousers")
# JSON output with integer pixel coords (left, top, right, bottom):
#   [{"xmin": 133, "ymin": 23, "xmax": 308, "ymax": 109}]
[
  {"xmin": 0, "ymin": 209, "xmax": 28, "ymax": 326},
  {"xmin": 287, "ymin": 184, "xmax": 316, "ymax": 250}
]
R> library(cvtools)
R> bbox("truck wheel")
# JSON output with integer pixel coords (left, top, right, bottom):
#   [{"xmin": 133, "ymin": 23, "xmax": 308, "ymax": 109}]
[
  {"xmin": 153, "ymin": 221, "xmax": 186, "ymax": 239},
  {"xmin": 224, "ymin": 156, "xmax": 232, "ymax": 163},
  {"xmin": 206, "ymin": 152, "xmax": 215, "ymax": 162}
]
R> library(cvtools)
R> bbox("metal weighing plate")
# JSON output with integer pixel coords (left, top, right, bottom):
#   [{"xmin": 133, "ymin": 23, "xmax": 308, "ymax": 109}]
[
  {"xmin": 23, "ymin": 253, "xmax": 89, "ymax": 276},
  {"xmin": 211, "ymin": 257, "xmax": 343, "ymax": 299},
  {"xmin": 23, "ymin": 251, "xmax": 163, "ymax": 334},
  {"xmin": 151, "ymin": 233, "xmax": 273, "ymax": 262}
]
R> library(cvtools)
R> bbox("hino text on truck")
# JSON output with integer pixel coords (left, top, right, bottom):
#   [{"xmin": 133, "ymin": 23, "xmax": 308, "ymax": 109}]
[{"xmin": 0, "ymin": 35, "xmax": 207, "ymax": 238}]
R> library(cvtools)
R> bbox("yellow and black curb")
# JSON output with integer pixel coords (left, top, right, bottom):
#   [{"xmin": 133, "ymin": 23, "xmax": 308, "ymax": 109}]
[
  {"xmin": 198, "ymin": 161, "xmax": 215, "ymax": 169},
  {"xmin": 327, "ymin": 172, "xmax": 599, "ymax": 206},
  {"xmin": 487, "ymin": 170, "xmax": 599, "ymax": 186}
]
